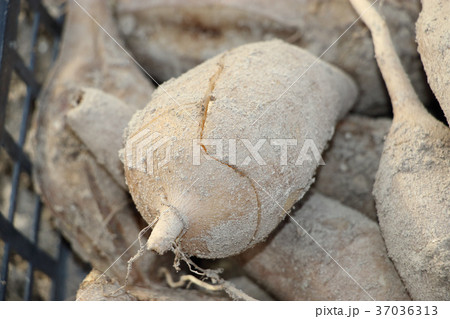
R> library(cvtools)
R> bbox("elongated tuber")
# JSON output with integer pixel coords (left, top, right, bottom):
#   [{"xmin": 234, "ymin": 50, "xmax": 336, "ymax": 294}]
[
  {"xmin": 349, "ymin": 0, "xmax": 450, "ymax": 300},
  {"xmin": 32, "ymin": 0, "xmax": 156, "ymax": 283},
  {"xmin": 76, "ymin": 269, "xmax": 229, "ymax": 301},
  {"xmin": 239, "ymin": 192, "xmax": 409, "ymax": 300},
  {"xmin": 67, "ymin": 88, "xmax": 140, "ymax": 190}
]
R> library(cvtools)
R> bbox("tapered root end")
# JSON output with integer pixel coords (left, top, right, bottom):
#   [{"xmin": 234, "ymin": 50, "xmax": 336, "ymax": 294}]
[{"xmin": 146, "ymin": 210, "xmax": 184, "ymax": 255}]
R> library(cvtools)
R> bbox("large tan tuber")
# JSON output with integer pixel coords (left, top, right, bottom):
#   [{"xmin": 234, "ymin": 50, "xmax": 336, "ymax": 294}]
[
  {"xmin": 32, "ymin": 0, "xmax": 157, "ymax": 283},
  {"xmin": 123, "ymin": 40, "xmax": 357, "ymax": 259},
  {"xmin": 350, "ymin": 0, "xmax": 450, "ymax": 300},
  {"xmin": 315, "ymin": 115, "xmax": 391, "ymax": 220},
  {"xmin": 416, "ymin": 0, "xmax": 450, "ymax": 125},
  {"xmin": 239, "ymin": 192, "xmax": 409, "ymax": 301},
  {"xmin": 116, "ymin": 0, "xmax": 429, "ymax": 115}
]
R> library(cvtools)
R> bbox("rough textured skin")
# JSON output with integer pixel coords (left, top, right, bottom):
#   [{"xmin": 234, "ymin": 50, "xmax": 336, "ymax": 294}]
[
  {"xmin": 115, "ymin": 0, "xmax": 429, "ymax": 115},
  {"xmin": 228, "ymin": 276, "xmax": 274, "ymax": 301},
  {"xmin": 123, "ymin": 40, "xmax": 357, "ymax": 259},
  {"xmin": 239, "ymin": 193, "xmax": 410, "ymax": 301},
  {"xmin": 416, "ymin": 0, "xmax": 450, "ymax": 125},
  {"xmin": 315, "ymin": 115, "xmax": 391, "ymax": 220},
  {"xmin": 348, "ymin": 0, "xmax": 450, "ymax": 301},
  {"xmin": 67, "ymin": 88, "xmax": 139, "ymax": 190},
  {"xmin": 32, "ymin": 0, "xmax": 156, "ymax": 283},
  {"xmin": 374, "ymin": 108, "xmax": 450, "ymax": 300},
  {"xmin": 76, "ymin": 269, "xmax": 229, "ymax": 301},
  {"xmin": 77, "ymin": 270, "xmax": 138, "ymax": 301}
]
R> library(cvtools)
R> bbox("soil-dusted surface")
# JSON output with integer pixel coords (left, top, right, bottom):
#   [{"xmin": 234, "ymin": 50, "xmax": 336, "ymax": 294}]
[
  {"xmin": 239, "ymin": 192, "xmax": 409, "ymax": 301},
  {"xmin": 315, "ymin": 115, "xmax": 391, "ymax": 221},
  {"xmin": 32, "ymin": 0, "xmax": 159, "ymax": 284},
  {"xmin": 3, "ymin": 0, "xmax": 449, "ymax": 301},
  {"xmin": 0, "ymin": 0, "xmax": 87, "ymax": 300},
  {"xmin": 124, "ymin": 39, "xmax": 357, "ymax": 259},
  {"xmin": 115, "ymin": 0, "xmax": 432, "ymax": 116},
  {"xmin": 349, "ymin": 0, "xmax": 450, "ymax": 300},
  {"xmin": 416, "ymin": 0, "xmax": 450, "ymax": 124}
]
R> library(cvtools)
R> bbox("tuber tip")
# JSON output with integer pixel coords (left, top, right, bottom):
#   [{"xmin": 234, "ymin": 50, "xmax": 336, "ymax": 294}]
[{"xmin": 146, "ymin": 209, "xmax": 184, "ymax": 255}]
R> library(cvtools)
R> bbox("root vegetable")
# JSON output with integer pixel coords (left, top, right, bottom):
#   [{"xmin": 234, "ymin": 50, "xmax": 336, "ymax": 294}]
[
  {"xmin": 32, "ymin": 0, "xmax": 156, "ymax": 283},
  {"xmin": 123, "ymin": 40, "xmax": 357, "ymax": 259},
  {"xmin": 66, "ymin": 88, "xmax": 139, "ymax": 190},
  {"xmin": 116, "ymin": 0, "xmax": 429, "ymax": 115},
  {"xmin": 195, "ymin": 257, "xmax": 275, "ymax": 300},
  {"xmin": 350, "ymin": 0, "xmax": 450, "ymax": 300},
  {"xmin": 239, "ymin": 192, "xmax": 410, "ymax": 301},
  {"xmin": 227, "ymin": 276, "xmax": 274, "ymax": 301},
  {"xmin": 416, "ymin": 0, "xmax": 450, "ymax": 124},
  {"xmin": 315, "ymin": 115, "xmax": 391, "ymax": 220},
  {"xmin": 76, "ymin": 269, "xmax": 229, "ymax": 301}
]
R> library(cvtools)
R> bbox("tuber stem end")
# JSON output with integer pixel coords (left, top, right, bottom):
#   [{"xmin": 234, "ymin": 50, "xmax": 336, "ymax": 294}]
[{"xmin": 146, "ymin": 209, "xmax": 184, "ymax": 255}]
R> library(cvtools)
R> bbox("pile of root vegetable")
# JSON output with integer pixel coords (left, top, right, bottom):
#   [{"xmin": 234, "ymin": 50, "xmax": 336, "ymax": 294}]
[{"xmin": 31, "ymin": 0, "xmax": 449, "ymax": 301}]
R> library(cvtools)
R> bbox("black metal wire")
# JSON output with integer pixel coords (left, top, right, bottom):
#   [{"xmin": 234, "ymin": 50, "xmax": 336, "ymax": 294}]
[
  {"xmin": 52, "ymin": 237, "xmax": 70, "ymax": 301},
  {"xmin": 0, "ymin": 0, "xmax": 22, "ymax": 301},
  {"xmin": 0, "ymin": 0, "xmax": 67, "ymax": 301},
  {"xmin": 23, "ymin": 197, "xmax": 41, "ymax": 300},
  {"xmin": 0, "ymin": 0, "xmax": 20, "ymax": 142}
]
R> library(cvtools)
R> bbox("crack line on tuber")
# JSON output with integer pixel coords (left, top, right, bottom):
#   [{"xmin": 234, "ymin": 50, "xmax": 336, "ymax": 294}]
[{"xmin": 198, "ymin": 56, "xmax": 263, "ymax": 245}]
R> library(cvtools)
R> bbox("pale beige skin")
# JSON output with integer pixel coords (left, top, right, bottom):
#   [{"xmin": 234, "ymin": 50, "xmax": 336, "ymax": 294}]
[
  {"xmin": 32, "ymin": 0, "xmax": 158, "ymax": 284},
  {"xmin": 67, "ymin": 88, "xmax": 273, "ymax": 299},
  {"xmin": 416, "ymin": 0, "xmax": 450, "ymax": 125},
  {"xmin": 315, "ymin": 115, "xmax": 391, "ymax": 221},
  {"xmin": 76, "ymin": 269, "xmax": 229, "ymax": 301},
  {"xmin": 239, "ymin": 192, "xmax": 410, "ymax": 301},
  {"xmin": 123, "ymin": 40, "xmax": 357, "ymax": 259},
  {"xmin": 115, "ymin": 0, "xmax": 430, "ymax": 116},
  {"xmin": 350, "ymin": 0, "xmax": 450, "ymax": 300},
  {"xmin": 67, "ymin": 88, "xmax": 139, "ymax": 190}
]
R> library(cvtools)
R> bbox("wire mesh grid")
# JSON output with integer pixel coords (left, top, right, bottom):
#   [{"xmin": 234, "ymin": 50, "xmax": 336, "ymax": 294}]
[{"xmin": 0, "ymin": 0, "xmax": 87, "ymax": 301}]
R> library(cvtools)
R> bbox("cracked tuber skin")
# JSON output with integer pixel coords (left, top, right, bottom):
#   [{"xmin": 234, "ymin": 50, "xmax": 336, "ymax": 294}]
[{"xmin": 123, "ymin": 40, "xmax": 357, "ymax": 259}]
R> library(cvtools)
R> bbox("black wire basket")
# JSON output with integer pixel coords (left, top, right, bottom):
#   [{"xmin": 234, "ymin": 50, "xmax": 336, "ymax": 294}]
[{"xmin": 0, "ymin": 0, "xmax": 87, "ymax": 301}]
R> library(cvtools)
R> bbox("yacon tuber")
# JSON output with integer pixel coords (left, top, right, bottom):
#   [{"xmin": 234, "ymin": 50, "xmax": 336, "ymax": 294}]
[
  {"xmin": 32, "ymin": 0, "xmax": 156, "ymax": 284},
  {"xmin": 123, "ymin": 40, "xmax": 357, "ymax": 259},
  {"xmin": 239, "ymin": 192, "xmax": 409, "ymax": 301},
  {"xmin": 350, "ymin": 0, "xmax": 450, "ymax": 300},
  {"xmin": 76, "ymin": 269, "xmax": 230, "ymax": 301}
]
